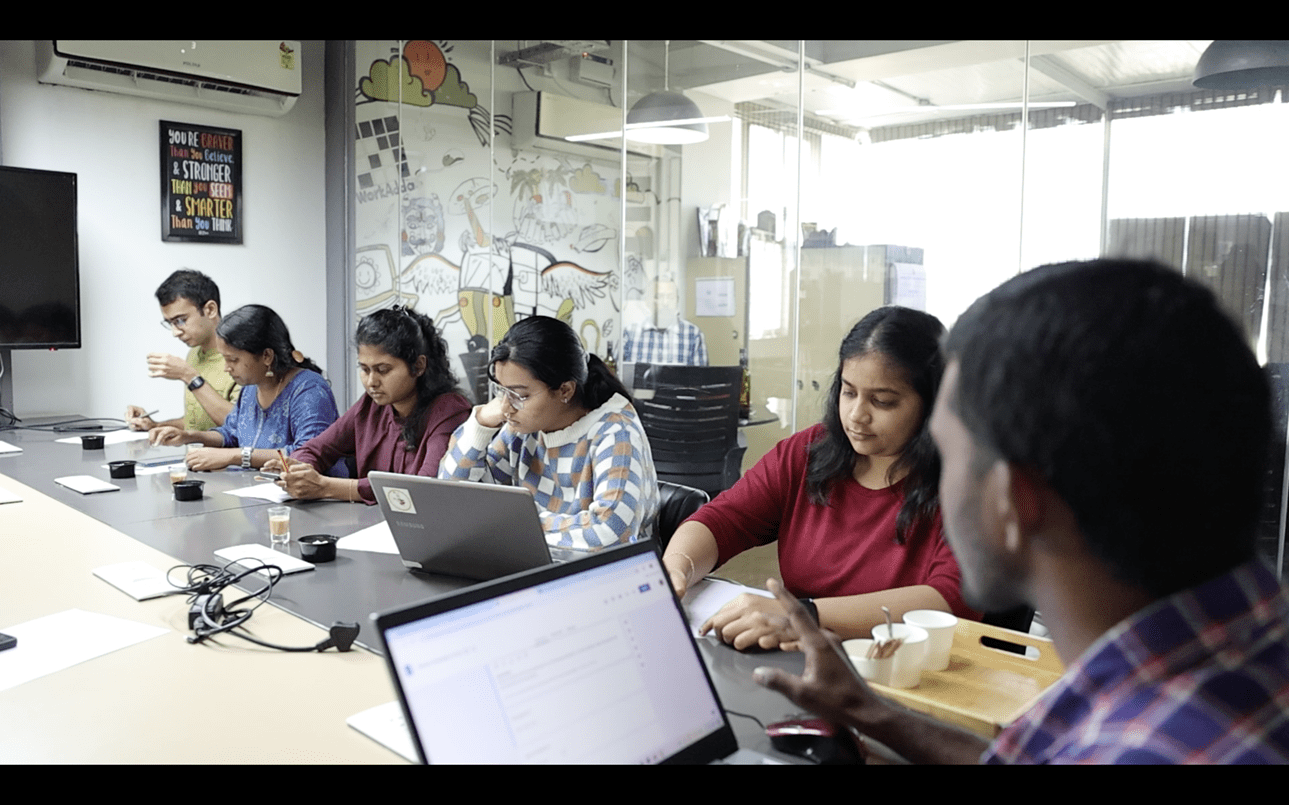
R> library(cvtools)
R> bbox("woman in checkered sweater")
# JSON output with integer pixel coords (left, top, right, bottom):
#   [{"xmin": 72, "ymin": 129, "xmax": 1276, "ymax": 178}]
[{"xmin": 439, "ymin": 316, "xmax": 659, "ymax": 551}]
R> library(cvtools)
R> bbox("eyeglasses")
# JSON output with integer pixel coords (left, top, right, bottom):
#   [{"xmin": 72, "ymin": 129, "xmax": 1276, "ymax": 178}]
[
  {"xmin": 489, "ymin": 381, "xmax": 546, "ymax": 411},
  {"xmin": 160, "ymin": 315, "xmax": 189, "ymax": 331}
]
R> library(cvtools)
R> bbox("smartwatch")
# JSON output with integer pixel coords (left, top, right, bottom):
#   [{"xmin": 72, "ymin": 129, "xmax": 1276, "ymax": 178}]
[
  {"xmin": 798, "ymin": 597, "xmax": 819, "ymax": 625},
  {"xmin": 187, "ymin": 375, "xmax": 206, "ymax": 392}
]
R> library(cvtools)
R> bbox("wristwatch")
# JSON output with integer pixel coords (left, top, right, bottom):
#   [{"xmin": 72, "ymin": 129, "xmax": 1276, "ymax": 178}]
[
  {"xmin": 187, "ymin": 375, "xmax": 206, "ymax": 392},
  {"xmin": 241, "ymin": 446, "xmax": 253, "ymax": 470},
  {"xmin": 798, "ymin": 597, "xmax": 819, "ymax": 625}
]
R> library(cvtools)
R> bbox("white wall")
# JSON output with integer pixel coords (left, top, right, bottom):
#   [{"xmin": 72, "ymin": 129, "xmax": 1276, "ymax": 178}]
[{"xmin": 0, "ymin": 40, "xmax": 329, "ymax": 418}]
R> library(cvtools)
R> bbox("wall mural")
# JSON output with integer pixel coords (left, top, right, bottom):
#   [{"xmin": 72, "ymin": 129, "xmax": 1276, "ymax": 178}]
[{"xmin": 353, "ymin": 40, "xmax": 627, "ymax": 403}]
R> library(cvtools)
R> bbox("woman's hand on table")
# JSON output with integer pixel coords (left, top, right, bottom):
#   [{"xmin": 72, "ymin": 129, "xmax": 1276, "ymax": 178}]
[
  {"xmin": 149, "ymin": 426, "xmax": 187, "ymax": 446},
  {"xmin": 751, "ymin": 579, "xmax": 881, "ymax": 729},
  {"xmin": 185, "ymin": 447, "xmax": 233, "ymax": 472},
  {"xmin": 699, "ymin": 592, "xmax": 799, "ymax": 651},
  {"xmin": 276, "ymin": 458, "xmax": 327, "ymax": 500}
]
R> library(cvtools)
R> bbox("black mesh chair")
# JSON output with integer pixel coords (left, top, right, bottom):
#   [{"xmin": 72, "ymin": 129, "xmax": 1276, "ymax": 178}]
[
  {"xmin": 654, "ymin": 480, "xmax": 710, "ymax": 551},
  {"xmin": 631, "ymin": 364, "xmax": 743, "ymax": 497}
]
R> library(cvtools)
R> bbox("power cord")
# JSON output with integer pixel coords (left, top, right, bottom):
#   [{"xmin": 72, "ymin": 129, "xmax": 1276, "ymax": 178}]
[{"xmin": 169, "ymin": 560, "xmax": 359, "ymax": 652}]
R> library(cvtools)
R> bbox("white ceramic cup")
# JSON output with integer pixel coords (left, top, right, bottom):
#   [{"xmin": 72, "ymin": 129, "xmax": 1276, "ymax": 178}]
[
  {"xmin": 871, "ymin": 623, "xmax": 929, "ymax": 688},
  {"xmin": 842, "ymin": 638, "xmax": 893, "ymax": 686},
  {"xmin": 903, "ymin": 610, "xmax": 959, "ymax": 671}
]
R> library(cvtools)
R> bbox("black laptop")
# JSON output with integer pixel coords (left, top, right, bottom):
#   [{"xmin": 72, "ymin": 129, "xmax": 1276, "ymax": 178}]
[{"xmin": 371, "ymin": 541, "xmax": 769, "ymax": 764}]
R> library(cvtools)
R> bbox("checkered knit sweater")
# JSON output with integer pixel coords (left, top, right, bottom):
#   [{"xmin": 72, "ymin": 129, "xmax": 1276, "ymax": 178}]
[{"xmin": 439, "ymin": 394, "xmax": 658, "ymax": 551}]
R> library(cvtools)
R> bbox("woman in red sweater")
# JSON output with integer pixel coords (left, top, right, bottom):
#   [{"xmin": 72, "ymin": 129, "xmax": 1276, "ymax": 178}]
[{"xmin": 663, "ymin": 306, "xmax": 977, "ymax": 651}]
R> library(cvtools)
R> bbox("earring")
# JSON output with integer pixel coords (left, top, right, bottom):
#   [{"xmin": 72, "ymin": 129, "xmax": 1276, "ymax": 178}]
[{"xmin": 266, "ymin": 368, "xmax": 274, "ymax": 377}]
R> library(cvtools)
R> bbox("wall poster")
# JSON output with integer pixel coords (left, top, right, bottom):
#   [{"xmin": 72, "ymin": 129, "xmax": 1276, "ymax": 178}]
[{"xmin": 160, "ymin": 120, "xmax": 242, "ymax": 244}]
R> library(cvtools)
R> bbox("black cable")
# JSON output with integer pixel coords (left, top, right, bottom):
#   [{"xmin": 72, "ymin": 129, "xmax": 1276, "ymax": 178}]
[
  {"xmin": 724, "ymin": 708, "xmax": 766, "ymax": 731},
  {"xmin": 169, "ymin": 558, "xmax": 358, "ymax": 652}
]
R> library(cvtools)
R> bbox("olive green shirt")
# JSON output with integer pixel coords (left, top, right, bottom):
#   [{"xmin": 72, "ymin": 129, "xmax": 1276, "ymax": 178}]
[{"xmin": 183, "ymin": 346, "xmax": 240, "ymax": 431}]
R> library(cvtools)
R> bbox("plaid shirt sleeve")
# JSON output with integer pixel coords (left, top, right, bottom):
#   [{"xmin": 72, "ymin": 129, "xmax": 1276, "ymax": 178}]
[
  {"xmin": 541, "ymin": 420, "xmax": 656, "ymax": 551},
  {"xmin": 437, "ymin": 407, "xmax": 516, "ymax": 485}
]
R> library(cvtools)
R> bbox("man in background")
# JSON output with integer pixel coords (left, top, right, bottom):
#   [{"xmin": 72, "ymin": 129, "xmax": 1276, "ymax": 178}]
[
  {"xmin": 620, "ymin": 279, "xmax": 708, "ymax": 366},
  {"xmin": 124, "ymin": 269, "xmax": 238, "ymax": 434},
  {"xmin": 756, "ymin": 259, "xmax": 1289, "ymax": 763}
]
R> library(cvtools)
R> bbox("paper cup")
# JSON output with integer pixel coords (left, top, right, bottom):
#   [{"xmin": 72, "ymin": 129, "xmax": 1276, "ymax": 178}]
[
  {"xmin": 903, "ymin": 610, "xmax": 958, "ymax": 671},
  {"xmin": 871, "ymin": 623, "xmax": 929, "ymax": 688},
  {"xmin": 842, "ymin": 638, "xmax": 893, "ymax": 686}
]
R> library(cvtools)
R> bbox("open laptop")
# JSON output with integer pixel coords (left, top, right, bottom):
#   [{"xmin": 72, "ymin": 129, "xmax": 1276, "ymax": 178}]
[
  {"xmin": 372, "ymin": 541, "xmax": 768, "ymax": 764},
  {"xmin": 367, "ymin": 471, "xmax": 554, "ymax": 581}
]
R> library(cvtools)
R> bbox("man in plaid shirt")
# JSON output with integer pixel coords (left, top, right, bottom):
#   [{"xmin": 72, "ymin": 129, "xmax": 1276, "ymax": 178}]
[
  {"xmin": 754, "ymin": 259, "xmax": 1289, "ymax": 764},
  {"xmin": 620, "ymin": 279, "xmax": 708, "ymax": 366}
]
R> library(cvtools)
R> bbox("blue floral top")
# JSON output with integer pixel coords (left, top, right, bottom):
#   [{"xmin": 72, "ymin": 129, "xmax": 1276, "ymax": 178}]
[{"xmin": 213, "ymin": 369, "xmax": 339, "ymax": 455}]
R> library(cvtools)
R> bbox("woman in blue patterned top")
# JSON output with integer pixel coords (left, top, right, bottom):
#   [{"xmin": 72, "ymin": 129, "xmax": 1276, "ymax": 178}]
[
  {"xmin": 152, "ymin": 304, "xmax": 339, "ymax": 471},
  {"xmin": 439, "ymin": 315, "xmax": 659, "ymax": 551}
]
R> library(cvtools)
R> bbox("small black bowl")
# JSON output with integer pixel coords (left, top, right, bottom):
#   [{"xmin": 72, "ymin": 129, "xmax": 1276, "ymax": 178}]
[
  {"xmin": 108, "ymin": 460, "xmax": 137, "ymax": 479},
  {"xmin": 299, "ymin": 534, "xmax": 338, "ymax": 563},
  {"xmin": 81, "ymin": 434, "xmax": 105, "ymax": 450},
  {"xmin": 173, "ymin": 480, "xmax": 205, "ymax": 501}
]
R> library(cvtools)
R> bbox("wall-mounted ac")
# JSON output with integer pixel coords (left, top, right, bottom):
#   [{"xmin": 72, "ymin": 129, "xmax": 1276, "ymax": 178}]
[
  {"xmin": 36, "ymin": 41, "xmax": 302, "ymax": 118},
  {"xmin": 512, "ymin": 91, "xmax": 658, "ymax": 161}
]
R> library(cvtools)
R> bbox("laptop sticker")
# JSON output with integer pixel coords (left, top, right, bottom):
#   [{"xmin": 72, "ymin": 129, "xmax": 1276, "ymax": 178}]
[{"xmin": 384, "ymin": 486, "xmax": 416, "ymax": 515}]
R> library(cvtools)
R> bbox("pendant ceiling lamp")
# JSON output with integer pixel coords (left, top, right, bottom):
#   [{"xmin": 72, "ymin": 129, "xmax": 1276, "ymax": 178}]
[
  {"xmin": 1194, "ymin": 40, "xmax": 1289, "ymax": 90},
  {"xmin": 627, "ymin": 41, "xmax": 710, "ymax": 144}
]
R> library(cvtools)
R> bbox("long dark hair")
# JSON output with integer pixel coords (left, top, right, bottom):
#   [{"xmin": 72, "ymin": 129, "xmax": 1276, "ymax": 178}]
[
  {"xmin": 217, "ymin": 304, "xmax": 322, "ymax": 377},
  {"xmin": 489, "ymin": 316, "xmax": 632, "ymax": 411},
  {"xmin": 806, "ymin": 306, "xmax": 944, "ymax": 544},
  {"xmin": 356, "ymin": 306, "xmax": 458, "ymax": 449}
]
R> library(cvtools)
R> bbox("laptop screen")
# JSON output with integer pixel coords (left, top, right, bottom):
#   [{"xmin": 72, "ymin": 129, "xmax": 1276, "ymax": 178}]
[{"xmin": 380, "ymin": 546, "xmax": 732, "ymax": 764}]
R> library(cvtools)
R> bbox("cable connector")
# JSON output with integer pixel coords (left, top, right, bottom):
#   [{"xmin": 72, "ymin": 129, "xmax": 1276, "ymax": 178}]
[
  {"xmin": 189, "ymin": 593, "xmax": 225, "ymax": 630},
  {"xmin": 317, "ymin": 622, "xmax": 360, "ymax": 652}
]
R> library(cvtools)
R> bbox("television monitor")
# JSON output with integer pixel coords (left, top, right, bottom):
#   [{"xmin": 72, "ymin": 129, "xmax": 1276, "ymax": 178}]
[{"xmin": 0, "ymin": 166, "xmax": 80, "ymax": 349}]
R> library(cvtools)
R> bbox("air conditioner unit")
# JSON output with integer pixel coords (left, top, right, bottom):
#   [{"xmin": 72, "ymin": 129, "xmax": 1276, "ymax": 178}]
[{"xmin": 36, "ymin": 40, "xmax": 302, "ymax": 118}]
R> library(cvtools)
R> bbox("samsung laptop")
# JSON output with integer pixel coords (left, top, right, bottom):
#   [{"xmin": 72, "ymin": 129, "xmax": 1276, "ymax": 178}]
[
  {"xmin": 367, "ymin": 471, "xmax": 554, "ymax": 582},
  {"xmin": 372, "ymin": 541, "xmax": 769, "ymax": 764}
]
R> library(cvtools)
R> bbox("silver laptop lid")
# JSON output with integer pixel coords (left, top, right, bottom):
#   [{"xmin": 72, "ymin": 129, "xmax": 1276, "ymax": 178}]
[{"xmin": 367, "ymin": 471, "xmax": 553, "ymax": 581}]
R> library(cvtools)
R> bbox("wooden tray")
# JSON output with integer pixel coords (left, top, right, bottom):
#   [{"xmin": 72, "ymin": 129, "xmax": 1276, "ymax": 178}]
[{"xmin": 869, "ymin": 619, "xmax": 1065, "ymax": 738}]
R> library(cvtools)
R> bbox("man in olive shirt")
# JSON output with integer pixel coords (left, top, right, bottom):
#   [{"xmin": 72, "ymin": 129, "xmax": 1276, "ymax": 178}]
[{"xmin": 124, "ymin": 270, "xmax": 239, "ymax": 433}]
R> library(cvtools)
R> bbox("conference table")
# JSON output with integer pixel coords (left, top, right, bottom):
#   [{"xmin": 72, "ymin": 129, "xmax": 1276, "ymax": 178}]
[{"xmin": 0, "ymin": 421, "xmax": 811, "ymax": 764}]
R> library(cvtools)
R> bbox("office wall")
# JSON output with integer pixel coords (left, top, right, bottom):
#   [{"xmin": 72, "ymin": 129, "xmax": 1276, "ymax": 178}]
[{"xmin": 0, "ymin": 41, "xmax": 329, "ymax": 418}]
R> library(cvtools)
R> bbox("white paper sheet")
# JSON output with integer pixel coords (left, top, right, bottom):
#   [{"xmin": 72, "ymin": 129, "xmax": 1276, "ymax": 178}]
[
  {"xmin": 0, "ymin": 483, "xmax": 21, "ymax": 505},
  {"xmin": 54, "ymin": 475, "xmax": 120, "ymax": 494},
  {"xmin": 55, "ymin": 430, "xmax": 149, "ymax": 446},
  {"xmin": 0, "ymin": 439, "xmax": 22, "ymax": 454},
  {"xmin": 93, "ymin": 561, "xmax": 178, "ymax": 601},
  {"xmin": 347, "ymin": 700, "xmax": 417, "ymax": 762},
  {"xmin": 224, "ymin": 483, "xmax": 291, "ymax": 503},
  {"xmin": 337, "ymin": 521, "xmax": 398, "ymax": 555},
  {"xmin": 682, "ymin": 578, "xmax": 774, "ymax": 637},
  {"xmin": 98, "ymin": 461, "xmax": 185, "ymax": 476},
  {"xmin": 213, "ymin": 543, "xmax": 315, "ymax": 576},
  {"xmin": 0, "ymin": 609, "xmax": 169, "ymax": 693}
]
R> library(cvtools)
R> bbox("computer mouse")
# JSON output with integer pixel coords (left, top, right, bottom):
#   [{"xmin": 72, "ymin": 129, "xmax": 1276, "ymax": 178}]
[{"xmin": 766, "ymin": 717, "xmax": 865, "ymax": 764}]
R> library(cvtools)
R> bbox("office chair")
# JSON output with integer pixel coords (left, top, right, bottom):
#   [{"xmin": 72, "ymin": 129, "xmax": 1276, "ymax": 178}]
[
  {"xmin": 631, "ymin": 364, "xmax": 744, "ymax": 497},
  {"xmin": 654, "ymin": 481, "xmax": 710, "ymax": 551}
]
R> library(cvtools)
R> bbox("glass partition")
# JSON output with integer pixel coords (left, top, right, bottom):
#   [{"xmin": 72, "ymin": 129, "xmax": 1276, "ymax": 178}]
[{"xmin": 344, "ymin": 40, "xmax": 1289, "ymax": 577}]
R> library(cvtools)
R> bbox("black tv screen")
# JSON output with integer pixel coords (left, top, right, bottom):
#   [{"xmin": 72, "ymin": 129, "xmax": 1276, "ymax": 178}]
[{"xmin": 0, "ymin": 166, "xmax": 80, "ymax": 349}]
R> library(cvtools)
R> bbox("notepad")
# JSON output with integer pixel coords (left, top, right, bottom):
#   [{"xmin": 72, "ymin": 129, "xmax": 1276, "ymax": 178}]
[
  {"xmin": 54, "ymin": 475, "xmax": 120, "ymax": 495},
  {"xmin": 93, "ymin": 561, "xmax": 178, "ymax": 601},
  {"xmin": 213, "ymin": 543, "xmax": 315, "ymax": 577}
]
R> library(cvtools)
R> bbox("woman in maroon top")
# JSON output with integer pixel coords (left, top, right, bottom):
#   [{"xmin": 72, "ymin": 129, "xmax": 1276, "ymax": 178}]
[
  {"xmin": 663, "ymin": 306, "xmax": 976, "ymax": 651},
  {"xmin": 267, "ymin": 307, "xmax": 470, "ymax": 503}
]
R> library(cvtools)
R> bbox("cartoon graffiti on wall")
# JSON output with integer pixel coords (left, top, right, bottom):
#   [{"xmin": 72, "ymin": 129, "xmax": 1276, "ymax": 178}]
[
  {"xmin": 357, "ymin": 40, "xmax": 511, "ymax": 147},
  {"xmin": 353, "ymin": 40, "xmax": 630, "ymax": 402}
]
